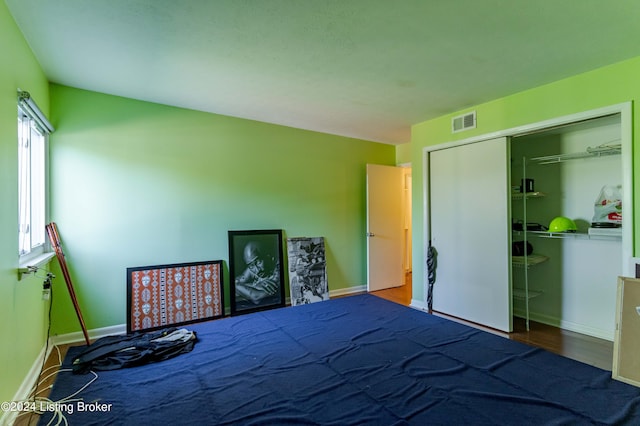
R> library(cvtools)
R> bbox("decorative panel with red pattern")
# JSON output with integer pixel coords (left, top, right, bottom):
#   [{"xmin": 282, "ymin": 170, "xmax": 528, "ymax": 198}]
[{"xmin": 127, "ymin": 260, "xmax": 224, "ymax": 333}]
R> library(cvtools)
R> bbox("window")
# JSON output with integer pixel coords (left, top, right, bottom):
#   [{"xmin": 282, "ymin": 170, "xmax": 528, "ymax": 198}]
[{"xmin": 18, "ymin": 91, "xmax": 53, "ymax": 260}]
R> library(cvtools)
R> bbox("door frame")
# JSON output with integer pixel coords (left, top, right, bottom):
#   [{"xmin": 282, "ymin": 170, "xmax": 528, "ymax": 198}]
[
  {"xmin": 423, "ymin": 102, "xmax": 634, "ymax": 307},
  {"xmin": 366, "ymin": 163, "xmax": 407, "ymax": 292}
]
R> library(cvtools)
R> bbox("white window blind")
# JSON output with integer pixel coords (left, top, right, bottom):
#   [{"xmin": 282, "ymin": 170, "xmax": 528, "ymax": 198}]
[{"xmin": 18, "ymin": 91, "xmax": 53, "ymax": 258}]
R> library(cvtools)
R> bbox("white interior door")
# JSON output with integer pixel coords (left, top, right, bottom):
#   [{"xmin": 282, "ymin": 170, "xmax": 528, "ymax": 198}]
[
  {"xmin": 428, "ymin": 137, "xmax": 512, "ymax": 332},
  {"xmin": 366, "ymin": 164, "xmax": 405, "ymax": 291}
]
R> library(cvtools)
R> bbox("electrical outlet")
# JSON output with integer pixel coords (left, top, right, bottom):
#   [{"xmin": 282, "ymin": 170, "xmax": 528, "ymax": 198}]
[{"xmin": 42, "ymin": 275, "xmax": 52, "ymax": 300}]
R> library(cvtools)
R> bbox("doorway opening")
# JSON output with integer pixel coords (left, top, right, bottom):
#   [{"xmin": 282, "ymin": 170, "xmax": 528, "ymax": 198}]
[{"xmin": 366, "ymin": 163, "xmax": 412, "ymax": 305}]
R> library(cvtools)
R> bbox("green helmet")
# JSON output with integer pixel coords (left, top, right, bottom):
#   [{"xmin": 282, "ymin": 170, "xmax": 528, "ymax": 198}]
[{"xmin": 548, "ymin": 216, "xmax": 577, "ymax": 233}]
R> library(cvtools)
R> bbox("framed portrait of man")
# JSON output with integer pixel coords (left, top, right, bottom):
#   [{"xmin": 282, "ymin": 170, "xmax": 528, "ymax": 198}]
[{"xmin": 228, "ymin": 229, "xmax": 286, "ymax": 315}]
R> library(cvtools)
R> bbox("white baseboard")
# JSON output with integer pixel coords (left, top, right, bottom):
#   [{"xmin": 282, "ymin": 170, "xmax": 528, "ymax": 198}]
[
  {"xmin": 513, "ymin": 309, "xmax": 614, "ymax": 341},
  {"xmin": 410, "ymin": 298, "xmax": 427, "ymax": 311},
  {"xmin": 50, "ymin": 323, "xmax": 127, "ymax": 346},
  {"xmin": 329, "ymin": 285, "xmax": 366, "ymax": 297},
  {"xmin": 1, "ymin": 342, "xmax": 53, "ymax": 426},
  {"xmin": 46, "ymin": 287, "xmax": 370, "ymax": 347}
]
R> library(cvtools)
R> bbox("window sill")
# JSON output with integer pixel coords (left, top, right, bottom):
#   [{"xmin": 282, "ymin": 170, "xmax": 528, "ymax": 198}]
[{"xmin": 18, "ymin": 251, "xmax": 56, "ymax": 280}]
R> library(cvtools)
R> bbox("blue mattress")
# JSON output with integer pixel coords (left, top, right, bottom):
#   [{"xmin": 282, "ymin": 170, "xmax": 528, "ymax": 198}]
[{"xmin": 40, "ymin": 294, "xmax": 640, "ymax": 425}]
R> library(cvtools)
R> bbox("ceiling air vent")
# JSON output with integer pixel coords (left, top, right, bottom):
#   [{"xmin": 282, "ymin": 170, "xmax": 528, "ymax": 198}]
[{"xmin": 452, "ymin": 111, "xmax": 476, "ymax": 133}]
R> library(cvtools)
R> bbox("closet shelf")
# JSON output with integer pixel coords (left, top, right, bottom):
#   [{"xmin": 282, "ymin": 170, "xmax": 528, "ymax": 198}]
[
  {"xmin": 528, "ymin": 231, "xmax": 622, "ymax": 240},
  {"xmin": 512, "ymin": 288, "xmax": 543, "ymax": 301},
  {"xmin": 529, "ymin": 141, "xmax": 621, "ymax": 164},
  {"xmin": 512, "ymin": 254, "xmax": 549, "ymax": 267},
  {"xmin": 511, "ymin": 191, "xmax": 546, "ymax": 200}
]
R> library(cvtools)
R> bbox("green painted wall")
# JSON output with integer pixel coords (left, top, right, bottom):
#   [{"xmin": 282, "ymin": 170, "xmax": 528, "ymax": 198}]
[
  {"xmin": 8, "ymin": 0, "xmax": 640, "ymax": 405},
  {"xmin": 395, "ymin": 142, "xmax": 411, "ymax": 165},
  {"xmin": 410, "ymin": 56, "xmax": 640, "ymax": 302},
  {"xmin": 48, "ymin": 84, "xmax": 395, "ymax": 335},
  {"xmin": 0, "ymin": 1, "xmax": 52, "ymax": 412}
]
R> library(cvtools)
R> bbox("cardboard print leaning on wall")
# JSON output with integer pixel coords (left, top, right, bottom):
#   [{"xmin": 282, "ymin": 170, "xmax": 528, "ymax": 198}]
[{"xmin": 287, "ymin": 237, "xmax": 329, "ymax": 306}]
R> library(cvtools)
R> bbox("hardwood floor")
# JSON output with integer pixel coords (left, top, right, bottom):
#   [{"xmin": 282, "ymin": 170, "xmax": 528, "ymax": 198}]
[
  {"xmin": 509, "ymin": 317, "xmax": 613, "ymax": 370},
  {"xmin": 13, "ymin": 343, "xmax": 75, "ymax": 426},
  {"xmin": 370, "ymin": 273, "xmax": 614, "ymax": 371}
]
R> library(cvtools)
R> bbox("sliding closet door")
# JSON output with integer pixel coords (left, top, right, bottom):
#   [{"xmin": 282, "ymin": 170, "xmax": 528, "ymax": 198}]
[{"xmin": 429, "ymin": 137, "xmax": 511, "ymax": 332}]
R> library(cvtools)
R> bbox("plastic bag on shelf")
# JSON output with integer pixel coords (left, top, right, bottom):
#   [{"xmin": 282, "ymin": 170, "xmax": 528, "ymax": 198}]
[{"xmin": 591, "ymin": 185, "xmax": 622, "ymax": 226}]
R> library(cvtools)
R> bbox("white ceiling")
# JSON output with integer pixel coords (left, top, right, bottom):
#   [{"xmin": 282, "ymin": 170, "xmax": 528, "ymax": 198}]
[{"xmin": 6, "ymin": 1, "xmax": 640, "ymax": 144}]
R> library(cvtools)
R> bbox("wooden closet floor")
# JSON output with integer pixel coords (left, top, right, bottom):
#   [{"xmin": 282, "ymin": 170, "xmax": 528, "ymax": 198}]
[{"xmin": 371, "ymin": 283, "xmax": 613, "ymax": 371}]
